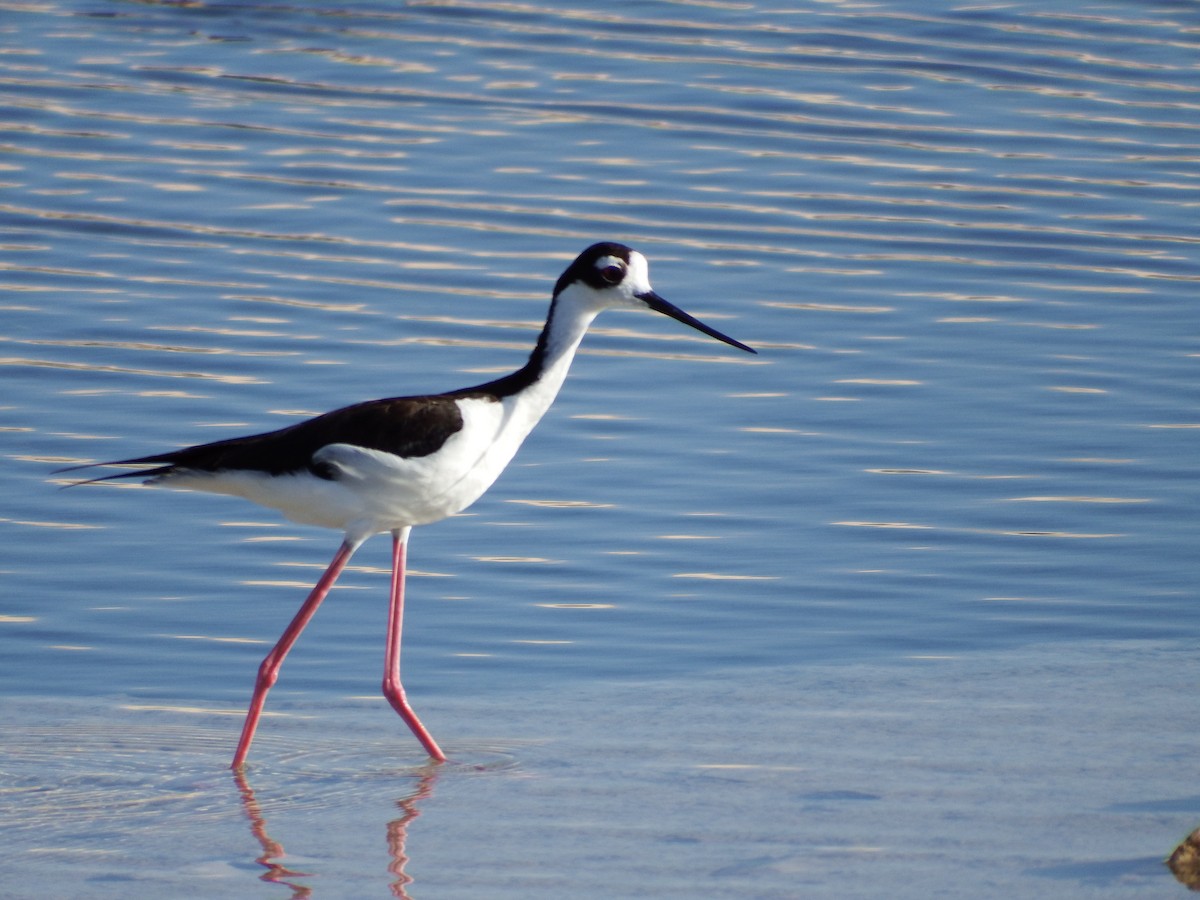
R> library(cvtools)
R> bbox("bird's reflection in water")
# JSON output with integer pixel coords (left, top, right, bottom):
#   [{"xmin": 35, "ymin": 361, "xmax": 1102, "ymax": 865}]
[
  {"xmin": 233, "ymin": 766, "xmax": 441, "ymax": 899},
  {"xmin": 386, "ymin": 767, "xmax": 440, "ymax": 897},
  {"xmin": 233, "ymin": 769, "xmax": 314, "ymax": 898}
]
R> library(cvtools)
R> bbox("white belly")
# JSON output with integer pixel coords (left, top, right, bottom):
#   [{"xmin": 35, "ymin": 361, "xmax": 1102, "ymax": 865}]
[{"xmin": 156, "ymin": 395, "xmax": 544, "ymax": 539}]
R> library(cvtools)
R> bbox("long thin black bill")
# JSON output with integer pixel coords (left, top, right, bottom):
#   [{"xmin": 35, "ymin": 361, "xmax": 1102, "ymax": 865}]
[{"xmin": 639, "ymin": 290, "xmax": 756, "ymax": 354}]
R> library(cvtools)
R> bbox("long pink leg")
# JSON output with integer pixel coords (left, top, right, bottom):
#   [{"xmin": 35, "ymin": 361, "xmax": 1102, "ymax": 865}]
[
  {"xmin": 383, "ymin": 528, "xmax": 447, "ymax": 762},
  {"xmin": 231, "ymin": 538, "xmax": 359, "ymax": 770}
]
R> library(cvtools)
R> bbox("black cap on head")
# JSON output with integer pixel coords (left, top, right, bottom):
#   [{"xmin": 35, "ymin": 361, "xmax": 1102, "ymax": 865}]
[{"xmin": 553, "ymin": 242, "xmax": 635, "ymax": 297}]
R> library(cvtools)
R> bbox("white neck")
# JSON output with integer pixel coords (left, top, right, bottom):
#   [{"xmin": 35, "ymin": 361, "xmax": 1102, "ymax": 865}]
[
  {"xmin": 511, "ymin": 287, "xmax": 603, "ymax": 425},
  {"xmin": 441, "ymin": 288, "xmax": 605, "ymax": 515}
]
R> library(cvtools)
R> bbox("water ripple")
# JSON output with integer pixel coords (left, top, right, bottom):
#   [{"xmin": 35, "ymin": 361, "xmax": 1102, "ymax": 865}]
[{"xmin": 4, "ymin": 3, "xmax": 1198, "ymax": 895}]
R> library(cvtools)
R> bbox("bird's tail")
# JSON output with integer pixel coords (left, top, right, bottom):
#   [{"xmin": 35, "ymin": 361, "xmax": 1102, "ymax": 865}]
[{"xmin": 53, "ymin": 456, "xmax": 178, "ymax": 487}]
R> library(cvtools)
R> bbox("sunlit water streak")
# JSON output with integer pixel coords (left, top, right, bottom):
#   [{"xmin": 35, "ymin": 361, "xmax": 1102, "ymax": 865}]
[{"xmin": 2, "ymin": 1, "xmax": 1198, "ymax": 897}]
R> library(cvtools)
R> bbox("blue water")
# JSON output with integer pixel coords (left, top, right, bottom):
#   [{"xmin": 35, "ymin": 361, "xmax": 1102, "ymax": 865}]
[{"xmin": 2, "ymin": 1, "xmax": 1198, "ymax": 896}]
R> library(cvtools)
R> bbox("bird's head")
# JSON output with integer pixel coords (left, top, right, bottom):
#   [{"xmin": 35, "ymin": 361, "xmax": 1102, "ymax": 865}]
[{"xmin": 553, "ymin": 242, "xmax": 756, "ymax": 354}]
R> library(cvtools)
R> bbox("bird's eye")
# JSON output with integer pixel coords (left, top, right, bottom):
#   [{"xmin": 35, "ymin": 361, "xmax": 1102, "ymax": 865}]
[{"xmin": 598, "ymin": 263, "xmax": 625, "ymax": 285}]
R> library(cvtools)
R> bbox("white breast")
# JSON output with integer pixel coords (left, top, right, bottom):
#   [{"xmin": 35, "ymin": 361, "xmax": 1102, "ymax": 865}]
[
  {"xmin": 155, "ymin": 288, "xmax": 599, "ymax": 540},
  {"xmin": 158, "ymin": 394, "xmax": 550, "ymax": 539}
]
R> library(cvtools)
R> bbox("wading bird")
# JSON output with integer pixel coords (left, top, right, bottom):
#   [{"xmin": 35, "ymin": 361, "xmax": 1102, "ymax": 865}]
[{"xmin": 62, "ymin": 242, "xmax": 755, "ymax": 769}]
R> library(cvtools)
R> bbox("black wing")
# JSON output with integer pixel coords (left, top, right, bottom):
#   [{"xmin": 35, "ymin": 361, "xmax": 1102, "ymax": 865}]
[{"xmin": 59, "ymin": 394, "xmax": 468, "ymax": 484}]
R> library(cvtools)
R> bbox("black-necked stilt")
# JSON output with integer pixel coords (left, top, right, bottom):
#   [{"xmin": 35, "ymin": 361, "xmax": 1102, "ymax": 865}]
[{"xmin": 61, "ymin": 242, "xmax": 755, "ymax": 769}]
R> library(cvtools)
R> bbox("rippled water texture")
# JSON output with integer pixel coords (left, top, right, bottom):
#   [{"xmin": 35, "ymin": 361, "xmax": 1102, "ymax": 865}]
[{"xmin": 2, "ymin": 2, "xmax": 1198, "ymax": 897}]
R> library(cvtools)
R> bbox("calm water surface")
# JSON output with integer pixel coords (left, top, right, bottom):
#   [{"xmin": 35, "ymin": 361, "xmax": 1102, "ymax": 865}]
[{"xmin": 2, "ymin": 1, "xmax": 1198, "ymax": 897}]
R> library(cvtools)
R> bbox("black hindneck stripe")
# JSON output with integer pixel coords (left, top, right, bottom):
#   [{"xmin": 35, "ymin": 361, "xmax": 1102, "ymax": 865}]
[{"xmin": 451, "ymin": 296, "xmax": 556, "ymax": 400}]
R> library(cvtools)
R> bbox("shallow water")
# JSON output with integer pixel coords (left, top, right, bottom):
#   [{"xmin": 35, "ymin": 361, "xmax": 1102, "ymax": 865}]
[{"xmin": 2, "ymin": 1, "xmax": 1198, "ymax": 896}]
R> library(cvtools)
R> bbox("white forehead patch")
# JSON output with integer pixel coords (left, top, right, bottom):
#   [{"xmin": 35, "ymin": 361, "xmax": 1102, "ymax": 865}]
[{"xmin": 621, "ymin": 250, "xmax": 652, "ymax": 294}]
